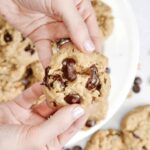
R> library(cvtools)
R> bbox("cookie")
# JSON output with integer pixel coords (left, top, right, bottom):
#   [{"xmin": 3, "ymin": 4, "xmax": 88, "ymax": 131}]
[
  {"xmin": 0, "ymin": 16, "xmax": 41, "ymax": 102},
  {"xmin": 92, "ymin": 0, "xmax": 114, "ymax": 39},
  {"xmin": 121, "ymin": 105, "xmax": 150, "ymax": 150},
  {"xmin": 42, "ymin": 42, "xmax": 110, "ymax": 123},
  {"xmin": 85, "ymin": 129, "xmax": 127, "ymax": 150}
]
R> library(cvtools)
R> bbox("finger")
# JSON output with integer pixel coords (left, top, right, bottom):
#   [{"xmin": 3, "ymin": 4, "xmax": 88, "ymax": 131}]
[
  {"xmin": 58, "ymin": 114, "xmax": 88, "ymax": 146},
  {"xmin": 14, "ymin": 83, "xmax": 43, "ymax": 109},
  {"xmin": 32, "ymin": 101, "xmax": 58, "ymax": 118},
  {"xmin": 77, "ymin": 0, "xmax": 102, "ymax": 51},
  {"xmin": 53, "ymin": 0, "xmax": 95, "ymax": 52},
  {"xmin": 85, "ymin": 7, "xmax": 102, "ymax": 51},
  {"xmin": 29, "ymin": 22, "xmax": 69, "ymax": 42},
  {"xmin": 28, "ymin": 105, "xmax": 85, "ymax": 146},
  {"xmin": 29, "ymin": 23, "xmax": 69, "ymax": 68},
  {"xmin": 35, "ymin": 39, "xmax": 52, "ymax": 68}
]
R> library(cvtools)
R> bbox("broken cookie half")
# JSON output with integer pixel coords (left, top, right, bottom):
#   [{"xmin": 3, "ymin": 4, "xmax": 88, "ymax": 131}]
[{"xmin": 42, "ymin": 42, "xmax": 111, "ymax": 127}]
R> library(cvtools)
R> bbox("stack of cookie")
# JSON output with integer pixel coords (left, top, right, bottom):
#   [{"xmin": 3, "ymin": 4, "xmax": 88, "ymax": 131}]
[{"xmin": 85, "ymin": 105, "xmax": 150, "ymax": 150}]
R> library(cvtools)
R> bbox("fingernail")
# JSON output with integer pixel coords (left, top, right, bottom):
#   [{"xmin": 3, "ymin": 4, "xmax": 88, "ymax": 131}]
[
  {"xmin": 72, "ymin": 106, "xmax": 85, "ymax": 119},
  {"xmin": 84, "ymin": 40, "xmax": 95, "ymax": 52}
]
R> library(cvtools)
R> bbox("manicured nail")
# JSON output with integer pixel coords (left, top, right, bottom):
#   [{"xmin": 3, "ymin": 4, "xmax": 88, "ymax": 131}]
[
  {"xmin": 72, "ymin": 106, "xmax": 85, "ymax": 119},
  {"xmin": 84, "ymin": 40, "xmax": 95, "ymax": 52}
]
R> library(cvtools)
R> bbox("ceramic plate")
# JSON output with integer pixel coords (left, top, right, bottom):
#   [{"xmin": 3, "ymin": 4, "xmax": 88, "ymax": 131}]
[{"xmin": 66, "ymin": 0, "xmax": 139, "ymax": 146}]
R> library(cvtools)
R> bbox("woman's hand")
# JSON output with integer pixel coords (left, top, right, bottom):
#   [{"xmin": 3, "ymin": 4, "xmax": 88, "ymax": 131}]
[
  {"xmin": 0, "ymin": 0, "xmax": 101, "ymax": 67},
  {"xmin": 0, "ymin": 83, "xmax": 86, "ymax": 150}
]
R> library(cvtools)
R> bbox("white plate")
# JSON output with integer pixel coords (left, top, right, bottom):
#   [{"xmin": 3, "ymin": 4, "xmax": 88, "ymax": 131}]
[{"xmin": 66, "ymin": 0, "xmax": 139, "ymax": 146}]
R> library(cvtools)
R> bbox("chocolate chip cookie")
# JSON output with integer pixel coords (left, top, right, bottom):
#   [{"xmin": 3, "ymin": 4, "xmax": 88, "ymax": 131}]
[
  {"xmin": 92, "ymin": 0, "xmax": 114, "ymax": 39},
  {"xmin": 42, "ymin": 42, "xmax": 110, "ymax": 123},
  {"xmin": 121, "ymin": 105, "xmax": 150, "ymax": 150},
  {"xmin": 85, "ymin": 129, "xmax": 127, "ymax": 150},
  {"xmin": 0, "ymin": 16, "xmax": 42, "ymax": 102}
]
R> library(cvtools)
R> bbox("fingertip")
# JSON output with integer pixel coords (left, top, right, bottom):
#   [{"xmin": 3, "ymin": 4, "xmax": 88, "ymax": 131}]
[{"xmin": 83, "ymin": 39, "xmax": 95, "ymax": 52}]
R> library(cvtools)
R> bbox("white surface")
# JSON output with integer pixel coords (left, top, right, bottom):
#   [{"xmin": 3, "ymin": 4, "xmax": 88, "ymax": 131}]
[
  {"xmin": 69, "ymin": 0, "xmax": 150, "ymax": 148},
  {"xmin": 66, "ymin": 0, "xmax": 140, "ymax": 147}
]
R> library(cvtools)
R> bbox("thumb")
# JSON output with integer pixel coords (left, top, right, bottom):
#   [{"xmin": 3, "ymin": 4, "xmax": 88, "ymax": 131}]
[{"xmin": 27, "ymin": 105, "xmax": 84, "ymax": 147}]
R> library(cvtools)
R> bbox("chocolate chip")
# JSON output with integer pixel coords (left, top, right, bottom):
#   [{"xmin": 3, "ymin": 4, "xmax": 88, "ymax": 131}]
[
  {"xmin": 64, "ymin": 94, "xmax": 81, "ymax": 104},
  {"xmin": 132, "ymin": 132, "xmax": 141, "ymax": 139},
  {"xmin": 24, "ymin": 44, "xmax": 35, "ymax": 55},
  {"xmin": 21, "ymin": 34, "xmax": 26, "ymax": 41},
  {"xmin": 143, "ymin": 146, "xmax": 147, "ymax": 150},
  {"xmin": 42, "ymin": 66, "xmax": 51, "ymax": 89},
  {"xmin": 4, "ymin": 31, "xmax": 13, "ymax": 42},
  {"xmin": 72, "ymin": 146, "xmax": 82, "ymax": 150},
  {"xmin": 42, "ymin": 66, "xmax": 67, "ymax": 90},
  {"xmin": 134, "ymin": 76, "xmax": 142, "ymax": 85},
  {"xmin": 24, "ymin": 68, "xmax": 33, "ymax": 79},
  {"xmin": 25, "ymin": 44, "xmax": 31, "ymax": 51},
  {"xmin": 23, "ymin": 68, "xmax": 33, "ymax": 89},
  {"xmin": 85, "ymin": 119, "xmax": 96, "ymax": 127},
  {"xmin": 62, "ymin": 58, "xmax": 77, "ymax": 81},
  {"xmin": 86, "ymin": 65, "xmax": 101, "ymax": 91},
  {"xmin": 96, "ymin": 83, "xmax": 101, "ymax": 91},
  {"xmin": 105, "ymin": 67, "xmax": 111, "ymax": 74},
  {"xmin": 132, "ymin": 84, "xmax": 141, "ymax": 93}
]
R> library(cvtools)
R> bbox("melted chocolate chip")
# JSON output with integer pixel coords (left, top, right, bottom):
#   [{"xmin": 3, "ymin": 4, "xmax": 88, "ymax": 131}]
[
  {"xmin": 62, "ymin": 58, "xmax": 77, "ymax": 81},
  {"xmin": 24, "ymin": 44, "xmax": 35, "ymax": 55},
  {"xmin": 64, "ymin": 94, "xmax": 81, "ymax": 104},
  {"xmin": 42, "ymin": 66, "xmax": 51, "ymax": 89},
  {"xmin": 85, "ymin": 119, "xmax": 96, "ymax": 127},
  {"xmin": 4, "ymin": 31, "xmax": 13, "ymax": 42},
  {"xmin": 86, "ymin": 65, "xmax": 101, "ymax": 91},
  {"xmin": 24, "ymin": 68, "xmax": 33, "ymax": 79},
  {"xmin": 23, "ymin": 68, "xmax": 33, "ymax": 89},
  {"xmin": 72, "ymin": 146, "xmax": 82, "ymax": 150},
  {"xmin": 42, "ymin": 67, "xmax": 67, "ymax": 90}
]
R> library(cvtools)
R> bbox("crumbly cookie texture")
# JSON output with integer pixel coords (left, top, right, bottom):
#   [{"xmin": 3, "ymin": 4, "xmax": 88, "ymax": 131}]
[
  {"xmin": 92, "ymin": 0, "xmax": 114, "ymax": 39},
  {"xmin": 0, "ymin": 16, "xmax": 43, "ymax": 102},
  {"xmin": 121, "ymin": 105, "xmax": 150, "ymax": 150},
  {"xmin": 85, "ymin": 129, "xmax": 127, "ymax": 150},
  {"xmin": 42, "ymin": 43, "xmax": 110, "ymax": 124}
]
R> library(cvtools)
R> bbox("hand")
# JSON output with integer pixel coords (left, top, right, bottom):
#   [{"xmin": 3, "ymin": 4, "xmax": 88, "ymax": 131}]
[
  {"xmin": 0, "ymin": 83, "xmax": 87, "ymax": 150},
  {"xmin": 0, "ymin": 0, "xmax": 101, "ymax": 67}
]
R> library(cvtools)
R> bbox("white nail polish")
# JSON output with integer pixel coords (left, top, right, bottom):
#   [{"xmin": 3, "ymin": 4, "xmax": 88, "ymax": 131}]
[
  {"xmin": 72, "ymin": 107, "xmax": 85, "ymax": 119},
  {"xmin": 84, "ymin": 40, "xmax": 95, "ymax": 52}
]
